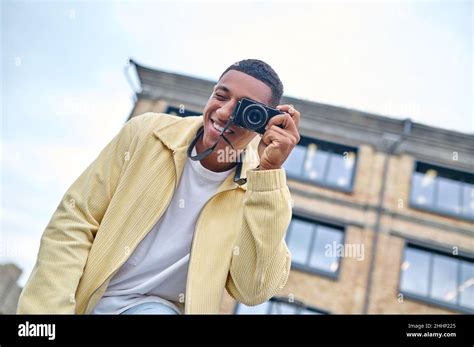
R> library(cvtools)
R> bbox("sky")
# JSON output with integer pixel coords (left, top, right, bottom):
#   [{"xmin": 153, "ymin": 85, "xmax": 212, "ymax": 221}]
[{"xmin": 1, "ymin": 0, "xmax": 473, "ymax": 285}]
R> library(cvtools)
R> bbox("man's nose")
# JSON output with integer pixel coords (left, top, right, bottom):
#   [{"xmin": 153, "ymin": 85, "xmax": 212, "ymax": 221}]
[{"xmin": 215, "ymin": 102, "xmax": 235, "ymax": 123}]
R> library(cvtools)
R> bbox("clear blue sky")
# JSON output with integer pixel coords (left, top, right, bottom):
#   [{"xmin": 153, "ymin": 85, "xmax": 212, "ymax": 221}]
[{"xmin": 1, "ymin": 0, "xmax": 472, "ymax": 285}]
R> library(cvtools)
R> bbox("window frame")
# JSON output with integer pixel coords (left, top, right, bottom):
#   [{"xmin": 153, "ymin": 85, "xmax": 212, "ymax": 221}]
[
  {"xmin": 286, "ymin": 215, "xmax": 346, "ymax": 280},
  {"xmin": 285, "ymin": 135, "xmax": 359, "ymax": 193},
  {"xmin": 399, "ymin": 239, "xmax": 474, "ymax": 314},
  {"xmin": 409, "ymin": 161, "xmax": 474, "ymax": 222}
]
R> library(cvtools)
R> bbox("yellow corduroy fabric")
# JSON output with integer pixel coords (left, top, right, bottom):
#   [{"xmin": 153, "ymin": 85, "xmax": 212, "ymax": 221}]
[{"xmin": 17, "ymin": 112, "xmax": 292, "ymax": 314}]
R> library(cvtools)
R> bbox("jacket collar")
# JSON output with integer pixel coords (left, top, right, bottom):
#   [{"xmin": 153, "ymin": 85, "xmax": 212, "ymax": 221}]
[{"xmin": 153, "ymin": 115, "xmax": 260, "ymax": 191}]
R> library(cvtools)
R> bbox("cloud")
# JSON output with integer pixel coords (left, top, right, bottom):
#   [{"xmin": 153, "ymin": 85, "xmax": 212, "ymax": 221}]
[
  {"xmin": 1, "ymin": 206, "xmax": 43, "ymax": 286},
  {"xmin": 1, "ymin": 89, "xmax": 134, "ymax": 285},
  {"xmin": 110, "ymin": 1, "xmax": 472, "ymax": 132}
]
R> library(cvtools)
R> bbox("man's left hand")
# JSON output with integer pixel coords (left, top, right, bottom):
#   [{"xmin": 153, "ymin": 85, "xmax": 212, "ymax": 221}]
[{"xmin": 258, "ymin": 104, "xmax": 301, "ymax": 170}]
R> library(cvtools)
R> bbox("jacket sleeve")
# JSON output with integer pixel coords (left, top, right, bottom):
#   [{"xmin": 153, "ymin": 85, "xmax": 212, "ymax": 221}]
[
  {"xmin": 17, "ymin": 117, "xmax": 139, "ymax": 314},
  {"xmin": 225, "ymin": 168, "xmax": 292, "ymax": 306}
]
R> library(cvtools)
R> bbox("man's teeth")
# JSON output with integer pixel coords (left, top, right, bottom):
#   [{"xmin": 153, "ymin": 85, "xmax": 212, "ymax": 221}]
[{"xmin": 212, "ymin": 121, "xmax": 232, "ymax": 134}]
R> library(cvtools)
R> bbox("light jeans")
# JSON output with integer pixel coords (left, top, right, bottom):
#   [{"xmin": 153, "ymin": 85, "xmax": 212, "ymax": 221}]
[{"xmin": 120, "ymin": 302, "xmax": 179, "ymax": 315}]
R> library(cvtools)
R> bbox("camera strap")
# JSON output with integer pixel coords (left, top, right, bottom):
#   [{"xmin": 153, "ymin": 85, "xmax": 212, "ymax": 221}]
[{"xmin": 186, "ymin": 117, "xmax": 247, "ymax": 185}]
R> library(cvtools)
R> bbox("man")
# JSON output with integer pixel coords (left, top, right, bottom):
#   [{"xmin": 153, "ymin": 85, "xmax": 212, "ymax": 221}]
[{"xmin": 18, "ymin": 59, "xmax": 301, "ymax": 314}]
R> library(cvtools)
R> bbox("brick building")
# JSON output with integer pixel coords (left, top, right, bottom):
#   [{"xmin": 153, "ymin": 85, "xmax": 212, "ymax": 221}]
[{"xmin": 127, "ymin": 59, "xmax": 474, "ymax": 314}]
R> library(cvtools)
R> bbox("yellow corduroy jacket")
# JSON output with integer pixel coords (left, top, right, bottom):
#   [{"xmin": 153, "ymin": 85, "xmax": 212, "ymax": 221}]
[{"xmin": 17, "ymin": 112, "xmax": 292, "ymax": 314}]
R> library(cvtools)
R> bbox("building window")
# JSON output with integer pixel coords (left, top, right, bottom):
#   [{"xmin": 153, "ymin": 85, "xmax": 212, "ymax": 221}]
[
  {"xmin": 165, "ymin": 105, "xmax": 201, "ymax": 117},
  {"xmin": 410, "ymin": 162, "xmax": 474, "ymax": 220},
  {"xmin": 286, "ymin": 217, "xmax": 344, "ymax": 278},
  {"xmin": 235, "ymin": 296, "xmax": 328, "ymax": 315},
  {"xmin": 400, "ymin": 244, "xmax": 474, "ymax": 313},
  {"xmin": 284, "ymin": 136, "xmax": 357, "ymax": 191}
]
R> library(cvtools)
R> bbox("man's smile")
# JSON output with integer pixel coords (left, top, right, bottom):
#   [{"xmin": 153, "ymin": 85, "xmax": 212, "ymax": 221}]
[{"xmin": 207, "ymin": 116, "xmax": 236, "ymax": 139}]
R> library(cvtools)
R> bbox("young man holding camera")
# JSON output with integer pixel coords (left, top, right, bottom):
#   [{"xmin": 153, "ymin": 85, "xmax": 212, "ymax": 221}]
[{"xmin": 18, "ymin": 59, "xmax": 301, "ymax": 314}]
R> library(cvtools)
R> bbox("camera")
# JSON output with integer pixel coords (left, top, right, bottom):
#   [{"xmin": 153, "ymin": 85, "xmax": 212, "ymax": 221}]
[{"xmin": 231, "ymin": 97, "xmax": 283, "ymax": 134}]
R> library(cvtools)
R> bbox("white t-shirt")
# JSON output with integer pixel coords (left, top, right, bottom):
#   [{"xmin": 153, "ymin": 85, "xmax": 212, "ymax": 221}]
[{"xmin": 92, "ymin": 147, "xmax": 234, "ymax": 314}]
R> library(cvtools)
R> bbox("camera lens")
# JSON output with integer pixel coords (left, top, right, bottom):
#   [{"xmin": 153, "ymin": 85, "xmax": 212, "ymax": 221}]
[{"xmin": 242, "ymin": 104, "xmax": 268, "ymax": 130}]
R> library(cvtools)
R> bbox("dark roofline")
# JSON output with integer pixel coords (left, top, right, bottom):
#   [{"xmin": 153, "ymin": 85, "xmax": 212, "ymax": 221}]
[
  {"xmin": 130, "ymin": 58, "xmax": 216, "ymax": 87},
  {"xmin": 128, "ymin": 58, "xmax": 474, "ymax": 142}
]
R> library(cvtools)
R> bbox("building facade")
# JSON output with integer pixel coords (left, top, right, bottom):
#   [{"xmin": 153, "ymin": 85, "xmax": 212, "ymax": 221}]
[{"xmin": 126, "ymin": 59, "xmax": 474, "ymax": 314}]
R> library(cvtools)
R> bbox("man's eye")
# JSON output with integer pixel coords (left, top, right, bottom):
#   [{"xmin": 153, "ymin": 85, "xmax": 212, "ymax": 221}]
[{"xmin": 214, "ymin": 94, "xmax": 226, "ymax": 100}]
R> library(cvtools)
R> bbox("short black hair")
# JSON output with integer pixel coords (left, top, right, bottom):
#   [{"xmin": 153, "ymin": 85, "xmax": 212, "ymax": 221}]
[{"xmin": 219, "ymin": 59, "xmax": 284, "ymax": 106}]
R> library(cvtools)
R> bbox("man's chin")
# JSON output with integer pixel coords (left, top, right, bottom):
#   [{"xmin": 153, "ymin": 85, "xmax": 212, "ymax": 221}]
[
  {"xmin": 201, "ymin": 133, "xmax": 217, "ymax": 149},
  {"xmin": 200, "ymin": 127, "xmax": 244, "ymax": 153},
  {"xmin": 202, "ymin": 135, "xmax": 229, "ymax": 151}
]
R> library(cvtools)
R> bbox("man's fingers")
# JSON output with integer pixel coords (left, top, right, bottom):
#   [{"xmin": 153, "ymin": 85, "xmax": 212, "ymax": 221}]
[
  {"xmin": 266, "ymin": 113, "xmax": 298, "ymax": 134},
  {"xmin": 261, "ymin": 128, "xmax": 280, "ymax": 146},
  {"xmin": 276, "ymin": 104, "xmax": 294, "ymax": 112},
  {"xmin": 276, "ymin": 104, "xmax": 300, "ymax": 128},
  {"xmin": 261, "ymin": 125, "xmax": 298, "ymax": 147},
  {"xmin": 269, "ymin": 124, "xmax": 298, "ymax": 145},
  {"xmin": 265, "ymin": 113, "xmax": 300, "ymax": 146}
]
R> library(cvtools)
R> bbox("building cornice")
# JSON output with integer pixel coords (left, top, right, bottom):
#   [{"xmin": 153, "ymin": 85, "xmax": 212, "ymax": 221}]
[{"xmin": 130, "ymin": 59, "xmax": 474, "ymax": 171}]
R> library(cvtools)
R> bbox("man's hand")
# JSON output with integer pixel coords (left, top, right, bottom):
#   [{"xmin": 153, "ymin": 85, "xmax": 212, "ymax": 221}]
[{"xmin": 257, "ymin": 104, "xmax": 301, "ymax": 170}]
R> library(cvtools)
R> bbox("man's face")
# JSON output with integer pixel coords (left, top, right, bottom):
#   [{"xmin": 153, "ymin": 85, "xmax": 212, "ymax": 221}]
[{"xmin": 201, "ymin": 69, "xmax": 273, "ymax": 151}]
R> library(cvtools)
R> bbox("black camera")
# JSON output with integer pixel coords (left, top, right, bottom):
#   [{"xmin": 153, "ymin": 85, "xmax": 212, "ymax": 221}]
[{"xmin": 231, "ymin": 97, "xmax": 283, "ymax": 134}]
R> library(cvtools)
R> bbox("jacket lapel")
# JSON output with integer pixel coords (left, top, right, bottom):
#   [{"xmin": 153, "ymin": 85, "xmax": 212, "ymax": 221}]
[{"xmin": 153, "ymin": 115, "xmax": 261, "ymax": 191}]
